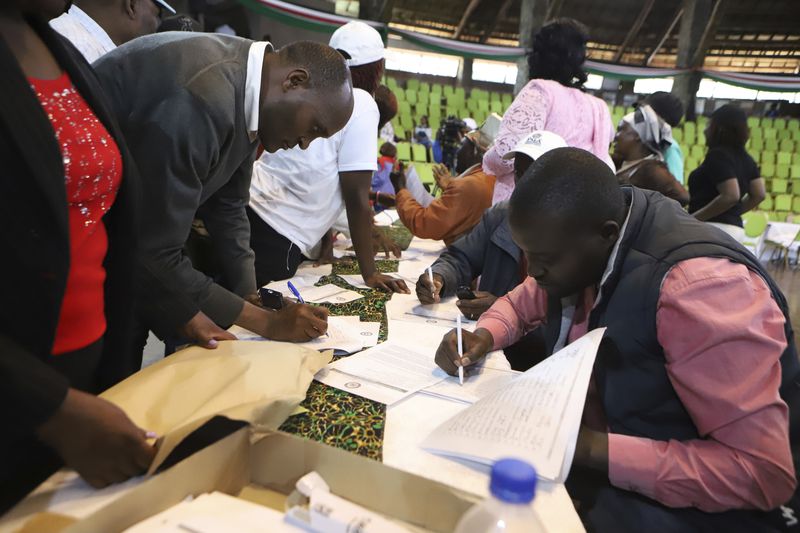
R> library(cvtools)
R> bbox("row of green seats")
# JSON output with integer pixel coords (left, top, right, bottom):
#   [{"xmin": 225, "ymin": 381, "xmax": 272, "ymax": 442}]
[{"xmin": 759, "ymin": 194, "xmax": 800, "ymax": 214}]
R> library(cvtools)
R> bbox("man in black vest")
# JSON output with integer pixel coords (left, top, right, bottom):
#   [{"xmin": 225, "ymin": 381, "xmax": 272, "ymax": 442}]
[{"xmin": 435, "ymin": 147, "xmax": 800, "ymax": 531}]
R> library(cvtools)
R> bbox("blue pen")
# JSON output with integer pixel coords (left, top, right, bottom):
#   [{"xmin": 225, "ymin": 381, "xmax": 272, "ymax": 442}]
[{"xmin": 287, "ymin": 281, "xmax": 305, "ymax": 304}]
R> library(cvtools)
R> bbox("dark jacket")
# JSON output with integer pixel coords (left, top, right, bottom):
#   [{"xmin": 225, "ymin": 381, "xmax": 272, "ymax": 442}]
[
  {"xmin": 431, "ymin": 202, "xmax": 523, "ymax": 297},
  {"xmin": 546, "ymin": 188, "xmax": 800, "ymax": 531},
  {"xmin": 93, "ymin": 33, "xmax": 259, "ymax": 336},
  {"xmin": 0, "ymin": 17, "xmax": 140, "ymax": 508}
]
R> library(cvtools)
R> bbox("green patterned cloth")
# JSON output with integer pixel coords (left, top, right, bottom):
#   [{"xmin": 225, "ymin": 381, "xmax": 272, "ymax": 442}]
[{"xmin": 279, "ymin": 263, "xmax": 400, "ymax": 460}]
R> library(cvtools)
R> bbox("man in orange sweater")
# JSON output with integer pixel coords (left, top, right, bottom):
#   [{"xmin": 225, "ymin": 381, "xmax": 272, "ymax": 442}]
[{"xmin": 391, "ymin": 134, "xmax": 495, "ymax": 245}]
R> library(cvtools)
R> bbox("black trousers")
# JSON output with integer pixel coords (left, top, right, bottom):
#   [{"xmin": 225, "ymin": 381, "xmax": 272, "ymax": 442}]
[
  {"xmin": 246, "ymin": 206, "xmax": 307, "ymax": 287},
  {"xmin": 0, "ymin": 340, "xmax": 104, "ymax": 514}
]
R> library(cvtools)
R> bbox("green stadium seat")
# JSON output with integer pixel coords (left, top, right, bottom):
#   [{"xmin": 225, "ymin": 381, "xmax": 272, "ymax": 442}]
[
  {"xmin": 502, "ymin": 94, "xmax": 513, "ymax": 106},
  {"xmin": 690, "ymin": 145, "xmax": 705, "ymax": 159},
  {"xmin": 762, "ymin": 118, "xmax": 775, "ymax": 128},
  {"xmin": 393, "ymin": 125, "xmax": 406, "ymax": 141},
  {"xmin": 772, "ymin": 178, "xmax": 789, "ymax": 194},
  {"xmin": 789, "ymin": 119, "xmax": 800, "ymax": 131},
  {"xmin": 672, "ymin": 129, "xmax": 683, "ymax": 142},
  {"xmin": 750, "ymin": 151, "xmax": 761, "ymax": 163},
  {"xmin": 794, "ymin": 197, "xmax": 800, "ymax": 214},
  {"xmin": 777, "ymin": 165, "xmax": 790, "ymax": 179},
  {"xmin": 444, "ymin": 86, "xmax": 454, "ymax": 97},
  {"xmin": 750, "ymin": 127, "xmax": 763, "ymax": 139},
  {"xmin": 411, "ymin": 143, "xmax": 427, "ymax": 162},
  {"xmin": 478, "ymin": 100, "xmax": 490, "ymax": 112},
  {"xmin": 750, "ymin": 138, "xmax": 764, "ymax": 151},
  {"xmin": 795, "ymin": 153, "xmax": 800, "ymax": 165},
  {"xmin": 762, "ymin": 151, "xmax": 776, "ymax": 164},
  {"xmin": 445, "ymin": 105, "xmax": 458, "ymax": 117},
  {"xmin": 398, "ymin": 101, "xmax": 411, "ymax": 115},
  {"xmin": 386, "ymin": 77, "xmax": 399, "ymax": 90},
  {"xmin": 791, "ymin": 165, "xmax": 800, "ymax": 179},
  {"xmin": 775, "ymin": 118, "xmax": 787, "ymax": 130},
  {"xmin": 747, "ymin": 117, "xmax": 761, "ymax": 128},
  {"xmin": 429, "ymin": 117, "xmax": 440, "ymax": 133},
  {"xmin": 419, "ymin": 82, "xmax": 430, "ymax": 94},
  {"xmin": 760, "ymin": 195, "xmax": 774, "ymax": 211},
  {"xmin": 764, "ymin": 128, "xmax": 778, "ymax": 140},
  {"xmin": 467, "ymin": 99, "xmax": 480, "ymax": 113},
  {"xmin": 454, "ymin": 87, "xmax": 466, "ymax": 100},
  {"xmin": 793, "ymin": 131, "xmax": 800, "ymax": 142},
  {"xmin": 418, "ymin": 92, "xmax": 429, "ymax": 106},
  {"xmin": 775, "ymin": 194, "xmax": 793, "ymax": 212},
  {"xmin": 778, "ymin": 152, "xmax": 793, "ymax": 165},
  {"xmin": 428, "ymin": 105, "xmax": 442, "ymax": 118},
  {"xmin": 778, "ymin": 129, "xmax": 792, "ymax": 141},
  {"xmin": 765, "ymin": 138, "xmax": 779, "ymax": 152},
  {"xmin": 415, "ymin": 162, "xmax": 435, "ymax": 186},
  {"xmin": 406, "ymin": 79, "xmax": 420, "ymax": 91},
  {"xmin": 399, "ymin": 114, "xmax": 413, "ymax": 131},
  {"xmin": 743, "ymin": 211, "xmax": 768, "ymax": 237},
  {"xmin": 431, "ymin": 83, "xmax": 443, "ymax": 95},
  {"xmin": 490, "ymin": 101, "xmax": 504, "ymax": 114},
  {"xmin": 405, "ymin": 89, "xmax": 417, "ymax": 105},
  {"xmin": 396, "ymin": 142, "xmax": 412, "ymax": 161},
  {"xmin": 762, "ymin": 163, "xmax": 776, "ymax": 177},
  {"xmin": 696, "ymin": 132, "xmax": 706, "ymax": 146}
]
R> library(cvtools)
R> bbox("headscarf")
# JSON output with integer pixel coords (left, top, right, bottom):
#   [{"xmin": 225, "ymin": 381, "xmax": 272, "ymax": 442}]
[{"xmin": 621, "ymin": 104, "xmax": 673, "ymax": 157}]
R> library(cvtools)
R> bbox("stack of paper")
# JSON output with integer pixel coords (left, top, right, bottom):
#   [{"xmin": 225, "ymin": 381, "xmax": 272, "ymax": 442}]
[
  {"xmin": 385, "ymin": 293, "xmax": 475, "ymax": 328},
  {"xmin": 296, "ymin": 284, "xmax": 363, "ymax": 304},
  {"xmin": 262, "ymin": 262, "xmax": 333, "ymax": 297},
  {"xmin": 422, "ymin": 328, "xmax": 606, "ymax": 483}
]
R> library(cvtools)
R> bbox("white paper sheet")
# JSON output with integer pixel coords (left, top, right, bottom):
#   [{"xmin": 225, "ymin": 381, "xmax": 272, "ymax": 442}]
[
  {"xmin": 228, "ymin": 316, "xmax": 377, "ymax": 354},
  {"xmin": 383, "ymin": 394, "xmax": 585, "ymax": 533},
  {"xmin": 336, "ymin": 274, "xmax": 372, "ymax": 290},
  {"xmin": 315, "ymin": 367, "xmax": 410, "ymax": 404},
  {"xmin": 422, "ymin": 365, "xmax": 519, "ymax": 404},
  {"xmin": 300, "ymin": 284, "xmax": 363, "ymax": 304},
  {"xmin": 326, "ymin": 342, "xmax": 447, "ymax": 401},
  {"xmin": 385, "ymin": 293, "xmax": 475, "ymax": 328},
  {"xmin": 422, "ymin": 328, "xmax": 606, "ymax": 482},
  {"xmin": 765, "ymin": 222, "xmax": 800, "ymax": 249},
  {"xmin": 374, "ymin": 209, "xmax": 401, "ymax": 226}
]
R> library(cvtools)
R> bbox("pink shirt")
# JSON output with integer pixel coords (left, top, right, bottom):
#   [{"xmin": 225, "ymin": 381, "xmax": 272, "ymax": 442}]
[
  {"xmin": 477, "ymin": 257, "xmax": 796, "ymax": 512},
  {"xmin": 483, "ymin": 79, "xmax": 615, "ymax": 204}
]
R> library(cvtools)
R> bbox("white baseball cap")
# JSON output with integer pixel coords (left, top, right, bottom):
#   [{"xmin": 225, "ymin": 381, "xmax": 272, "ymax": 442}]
[
  {"xmin": 329, "ymin": 21, "xmax": 385, "ymax": 67},
  {"xmin": 502, "ymin": 131, "xmax": 567, "ymax": 161},
  {"xmin": 153, "ymin": 0, "xmax": 176, "ymax": 14}
]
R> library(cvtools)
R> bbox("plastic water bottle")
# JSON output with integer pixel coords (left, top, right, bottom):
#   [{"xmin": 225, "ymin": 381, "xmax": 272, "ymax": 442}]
[{"xmin": 454, "ymin": 458, "xmax": 545, "ymax": 533}]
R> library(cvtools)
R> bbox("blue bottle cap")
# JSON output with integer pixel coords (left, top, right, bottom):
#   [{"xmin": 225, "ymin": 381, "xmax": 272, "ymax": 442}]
[{"xmin": 489, "ymin": 458, "xmax": 537, "ymax": 504}]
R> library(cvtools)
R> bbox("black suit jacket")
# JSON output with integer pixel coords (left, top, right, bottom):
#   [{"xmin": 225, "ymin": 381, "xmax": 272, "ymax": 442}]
[{"xmin": 0, "ymin": 18, "xmax": 140, "ymax": 443}]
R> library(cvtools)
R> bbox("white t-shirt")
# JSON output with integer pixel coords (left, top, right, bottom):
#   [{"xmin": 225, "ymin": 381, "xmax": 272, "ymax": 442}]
[
  {"xmin": 50, "ymin": 6, "xmax": 116, "ymax": 64},
  {"xmin": 249, "ymin": 88, "xmax": 379, "ymax": 258}
]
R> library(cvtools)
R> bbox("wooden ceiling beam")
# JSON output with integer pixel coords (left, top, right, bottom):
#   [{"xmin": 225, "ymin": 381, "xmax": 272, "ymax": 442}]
[
  {"xmin": 478, "ymin": 0, "xmax": 514, "ymax": 43},
  {"xmin": 453, "ymin": 0, "xmax": 484, "ymax": 39},
  {"xmin": 612, "ymin": 0, "xmax": 656, "ymax": 63},
  {"xmin": 645, "ymin": 6, "xmax": 683, "ymax": 65}
]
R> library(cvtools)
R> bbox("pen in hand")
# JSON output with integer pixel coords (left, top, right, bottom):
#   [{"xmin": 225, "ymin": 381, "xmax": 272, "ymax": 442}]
[
  {"xmin": 427, "ymin": 266, "xmax": 436, "ymax": 301},
  {"xmin": 287, "ymin": 281, "xmax": 330, "ymax": 337},
  {"xmin": 457, "ymin": 314, "xmax": 464, "ymax": 386}
]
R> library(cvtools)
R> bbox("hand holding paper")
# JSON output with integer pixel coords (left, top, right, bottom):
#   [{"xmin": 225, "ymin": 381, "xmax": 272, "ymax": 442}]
[{"xmin": 434, "ymin": 328, "xmax": 494, "ymax": 376}]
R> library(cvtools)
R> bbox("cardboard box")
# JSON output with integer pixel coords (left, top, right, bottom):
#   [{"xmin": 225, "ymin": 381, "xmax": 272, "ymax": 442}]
[{"xmin": 34, "ymin": 420, "xmax": 478, "ymax": 533}]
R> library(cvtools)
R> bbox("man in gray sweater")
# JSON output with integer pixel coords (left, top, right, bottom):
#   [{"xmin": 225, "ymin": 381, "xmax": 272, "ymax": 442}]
[{"xmin": 94, "ymin": 33, "xmax": 354, "ymax": 350}]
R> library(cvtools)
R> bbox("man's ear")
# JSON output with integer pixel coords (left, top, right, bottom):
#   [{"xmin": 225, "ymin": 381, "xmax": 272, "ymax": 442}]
[
  {"xmin": 599, "ymin": 220, "xmax": 621, "ymax": 243},
  {"xmin": 124, "ymin": 0, "xmax": 136, "ymax": 19},
  {"xmin": 281, "ymin": 68, "xmax": 310, "ymax": 91}
]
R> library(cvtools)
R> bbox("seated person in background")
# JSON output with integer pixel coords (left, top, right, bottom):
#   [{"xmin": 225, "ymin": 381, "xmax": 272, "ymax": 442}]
[
  {"xmin": 247, "ymin": 22, "xmax": 408, "ymax": 293},
  {"xmin": 414, "ymin": 115, "xmax": 433, "ymax": 149},
  {"xmin": 417, "ymin": 131, "xmax": 566, "ymax": 370},
  {"xmin": 93, "ymin": 34, "xmax": 349, "ymax": 348},
  {"xmin": 392, "ymin": 129, "xmax": 495, "ymax": 246},
  {"xmin": 436, "ymin": 147, "xmax": 799, "ymax": 531},
  {"xmin": 613, "ymin": 104, "xmax": 689, "ymax": 205},
  {"xmin": 370, "ymin": 142, "xmax": 397, "ymax": 211},
  {"xmin": 689, "ymin": 104, "xmax": 765, "ymax": 240},
  {"xmin": 644, "ymin": 91, "xmax": 685, "ymax": 184}
]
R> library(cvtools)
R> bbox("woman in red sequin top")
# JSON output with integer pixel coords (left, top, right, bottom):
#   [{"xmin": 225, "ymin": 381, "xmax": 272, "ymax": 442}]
[{"xmin": 0, "ymin": 0, "xmax": 155, "ymax": 511}]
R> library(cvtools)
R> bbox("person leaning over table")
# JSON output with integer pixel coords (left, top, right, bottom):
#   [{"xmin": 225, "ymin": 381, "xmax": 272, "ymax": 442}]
[
  {"xmin": 246, "ymin": 21, "xmax": 408, "ymax": 293},
  {"xmin": 416, "ymin": 131, "xmax": 566, "ymax": 370},
  {"xmin": 93, "ymin": 33, "xmax": 354, "ymax": 353},
  {"xmin": 435, "ymin": 147, "xmax": 800, "ymax": 532},
  {"xmin": 392, "ymin": 130, "xmax": 495, "ymax": 246},
  {"xmin": 0, "ymin": 0, "xmax": 156, "ymax": 511}
]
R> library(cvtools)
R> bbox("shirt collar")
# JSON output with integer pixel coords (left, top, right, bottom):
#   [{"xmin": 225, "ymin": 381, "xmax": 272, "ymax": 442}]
[
  {"xmin": 244, "ymin": 41, "xmax": 273, "ymax": 142},
  {"xmin": 69, "ymin": 5, "xmax": 116, "ymax": 54},
  {"xmin": 593, "ymin": 191, "xmax": 634, "ymax": 308}
]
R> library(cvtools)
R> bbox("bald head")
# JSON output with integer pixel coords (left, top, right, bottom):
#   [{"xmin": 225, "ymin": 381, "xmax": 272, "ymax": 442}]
[{"xmin": 509, "ymin": 148, "xmax": 626, "ymax": 297}]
